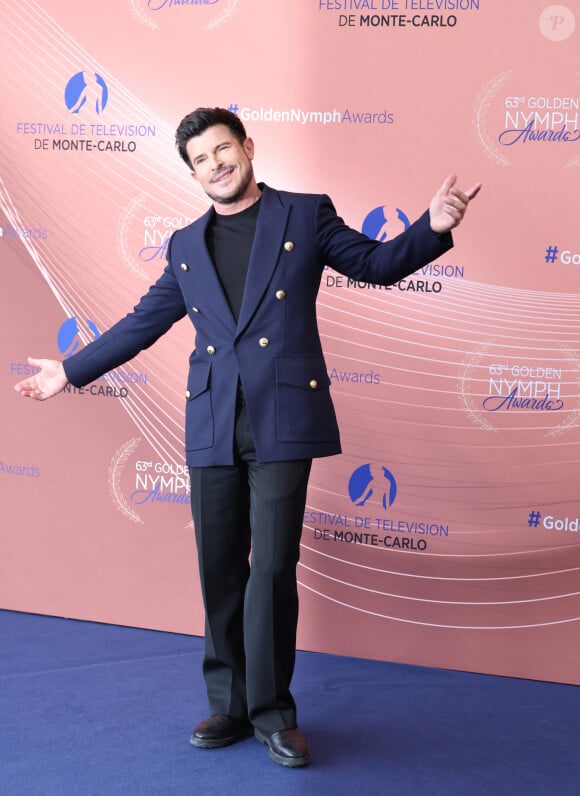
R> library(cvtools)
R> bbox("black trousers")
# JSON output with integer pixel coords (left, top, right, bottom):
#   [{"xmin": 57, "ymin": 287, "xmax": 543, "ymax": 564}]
[{"xmin": 188, "ymin": 404, "xmax": 312, "ymax": 734}]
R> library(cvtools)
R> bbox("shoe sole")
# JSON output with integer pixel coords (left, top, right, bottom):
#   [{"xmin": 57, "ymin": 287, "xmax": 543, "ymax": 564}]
[
  {"xmin": 254, "ymin": 729, "xmax": 310, "ymax": 768},
  {"xmin": 190, "ymin": 727, "xmax": 252, "ymax": 749}
]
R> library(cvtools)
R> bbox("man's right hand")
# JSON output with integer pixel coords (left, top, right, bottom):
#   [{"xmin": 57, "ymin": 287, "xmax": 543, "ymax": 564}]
[{"xmin": 14, "ymin": 358, "xmax": 69, "ymax": 400}]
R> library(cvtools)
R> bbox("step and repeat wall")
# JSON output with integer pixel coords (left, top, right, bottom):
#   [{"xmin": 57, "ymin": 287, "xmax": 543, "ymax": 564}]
[{"xmin": 1, "ymin": 1, "xmax": 579, "ymax": 685}]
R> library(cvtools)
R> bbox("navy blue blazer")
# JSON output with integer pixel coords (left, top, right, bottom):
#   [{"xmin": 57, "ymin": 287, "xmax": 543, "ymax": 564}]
[{"xmin": 63, "ymin": 185, "xmax": 452, "ymax": 466}]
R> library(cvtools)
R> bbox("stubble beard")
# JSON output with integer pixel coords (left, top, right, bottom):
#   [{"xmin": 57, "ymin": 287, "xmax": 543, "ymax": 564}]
[{"xmin": 208, "ymin": 164, "xmax": 255, "ymax": 206}]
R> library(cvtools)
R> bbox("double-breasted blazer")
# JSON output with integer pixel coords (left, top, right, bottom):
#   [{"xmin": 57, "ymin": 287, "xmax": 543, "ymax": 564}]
[{"xmin": 63, "ymin": 184, "xmax": 452, "ymax": 466}]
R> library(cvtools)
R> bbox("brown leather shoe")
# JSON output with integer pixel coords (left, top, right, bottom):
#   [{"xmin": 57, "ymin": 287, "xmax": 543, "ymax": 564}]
[
  {"xmin": 190, "ymin": 714, "xmax": 252, "ymax": 749},
  {"xmin": 254, "ymin": 727, "xmax": 310, "ymax": 767}
]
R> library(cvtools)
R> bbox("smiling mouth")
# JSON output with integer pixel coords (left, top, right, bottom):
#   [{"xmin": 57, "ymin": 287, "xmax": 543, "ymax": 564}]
[{"xmin": 211, "ymin": 167, "xmax": 234, "ymax": 184}]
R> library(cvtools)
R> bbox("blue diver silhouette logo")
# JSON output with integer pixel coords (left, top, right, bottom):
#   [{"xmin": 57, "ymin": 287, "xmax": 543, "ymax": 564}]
[
  {"xmin": 348, "ymin": 464, "xmax": 397, "ymax": 509},
  {"xmin": 362, "ymin": 205, "xmax": 410, "ymax": 242},
  {"xmin": 57, "ymin": 317, "xmax": 101, "ymax": 358},
  {"xmin": 65, "ymin": 71, "xmax": 109, "ymax": 114}
]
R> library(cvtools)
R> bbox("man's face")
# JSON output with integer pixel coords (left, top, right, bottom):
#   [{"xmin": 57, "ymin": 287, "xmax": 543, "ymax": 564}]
[{"xmin": 186, "ymin": 124, "xmax": 256, "ymax": 208}]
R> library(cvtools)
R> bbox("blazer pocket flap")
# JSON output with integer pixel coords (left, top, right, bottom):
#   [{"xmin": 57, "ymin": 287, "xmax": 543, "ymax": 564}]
[
  {"xmin": 186, "ymin": 359, "xmax": 211, "ymax": 399},
  {"xmin": 275, "ymin": 356, "xmax": 330, "ymax": 390}
]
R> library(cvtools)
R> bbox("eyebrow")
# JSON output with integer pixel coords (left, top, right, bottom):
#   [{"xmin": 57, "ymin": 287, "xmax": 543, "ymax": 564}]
[{"xmin": 192, "ymin": 141, "xmax": 231, "ymax": 165}]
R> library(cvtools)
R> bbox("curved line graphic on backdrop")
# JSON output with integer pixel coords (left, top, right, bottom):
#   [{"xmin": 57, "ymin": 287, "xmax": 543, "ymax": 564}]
[
  {"xmin": 298, "ymin": 582, "xmax": 580, "ymax": 630},
  {"xmin": 300, "ymin": 542, "xmax": 580, "ymax": 579},
  {"xmin": 316, "ymin": 279, "xmax": 580, "ymax": 437},
  {"xmin": 299, "ymin": 562, "xmax": 580, "ymax": 607}
]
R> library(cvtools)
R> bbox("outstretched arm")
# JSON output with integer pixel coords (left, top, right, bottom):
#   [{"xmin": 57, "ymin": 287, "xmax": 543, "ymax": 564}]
[
  {"xmin": 429, "ymin": 174, "xmax": 481, "ymax": 234},
  {"xmin": 14, "ymin": 358, "xmax": 68, "ymax": 400}
]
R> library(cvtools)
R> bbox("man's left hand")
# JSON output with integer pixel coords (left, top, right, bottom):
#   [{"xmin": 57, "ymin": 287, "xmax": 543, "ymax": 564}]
[{"xmin": 429, "ymin": 174, "xmax": 481, "ymax": 234}]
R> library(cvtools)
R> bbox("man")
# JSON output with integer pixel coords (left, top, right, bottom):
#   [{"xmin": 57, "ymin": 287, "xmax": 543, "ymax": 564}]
[{"xmin": 15, "ymin": 107, "xmax": 480, "ymax": 768}]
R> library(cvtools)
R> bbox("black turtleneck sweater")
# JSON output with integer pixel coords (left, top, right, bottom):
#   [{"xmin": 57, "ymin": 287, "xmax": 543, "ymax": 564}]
[{"xmin": 205, "ymin": 199, "xmax": 261, "ymax": 322}]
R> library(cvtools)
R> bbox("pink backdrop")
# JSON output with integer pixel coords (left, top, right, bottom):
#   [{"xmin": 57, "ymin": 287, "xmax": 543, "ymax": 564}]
[{"xmin": 1, "ymin": 0, "xmax": 579, "ymax": 685}]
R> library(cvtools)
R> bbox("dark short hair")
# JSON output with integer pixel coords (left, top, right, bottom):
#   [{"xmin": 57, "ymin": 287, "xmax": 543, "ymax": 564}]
[{"xmin": 175, "ymin": 107, "xmax": 247, "ymax": 169}]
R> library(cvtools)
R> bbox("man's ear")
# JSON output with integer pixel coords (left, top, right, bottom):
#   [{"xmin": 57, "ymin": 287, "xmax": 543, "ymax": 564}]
[{"xmin": 243, "ymin": 137, "xmax": 255, "ymax": 160}]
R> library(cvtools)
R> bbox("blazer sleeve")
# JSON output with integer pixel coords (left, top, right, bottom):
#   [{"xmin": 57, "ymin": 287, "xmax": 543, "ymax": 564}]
[
  {"xmin": 63, "ymin": 260, "xmax": 187, "ymax": 387},
  {"xmin": 314, "ymin": 194, "xmax": 452, "ymax": 285}
]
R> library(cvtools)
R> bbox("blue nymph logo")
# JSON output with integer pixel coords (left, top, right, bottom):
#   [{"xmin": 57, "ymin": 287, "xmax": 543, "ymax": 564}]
[
  {"xmin": 65, "ymin": 72, "xmax": 109, "ymax": 115},
  {"xmin": 362, "ymin": 205, "xmax": 410, "ymax": 241},
  {"xmin": 348, "ymin": 464, "xmax": 397, "ymax": 509}
]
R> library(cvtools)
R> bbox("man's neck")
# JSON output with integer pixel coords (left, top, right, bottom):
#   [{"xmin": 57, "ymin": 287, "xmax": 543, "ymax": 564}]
[{"xmin": 213, "ymin": 183, "xmax": 262, "ymax": 216}]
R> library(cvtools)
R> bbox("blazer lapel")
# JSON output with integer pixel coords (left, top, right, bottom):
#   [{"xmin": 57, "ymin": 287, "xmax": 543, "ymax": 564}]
[{"xmin": 236, "ymin": 185, "xmax": 289, "ymax": 338}]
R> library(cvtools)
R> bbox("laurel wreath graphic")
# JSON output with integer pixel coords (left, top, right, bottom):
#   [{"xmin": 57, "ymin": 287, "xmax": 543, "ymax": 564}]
[
  {"xmin": 129, "ymin": 0, "xmax": 239, "ymax": 31},
  {"xmin": 206, "ymin": 0, "xmax": 240, "ymax": 30},
  {"xmin": 564, "ymin": 153, "xmax": 580, "ymax": 169},
  {"xmin": 546, "ymin": 346, "xmax": 580, "ymax": 438},
  {"xmin": 128, "ymin": 0, "xmax": 159, "ymax": 30},
  {"xmin": 473, "ymin": 71, "xmax": 512, "ymax": 167},
  {"xmin": 458, "ymin": 342, "xmax": 497, "ymax": 432},
  {"xmin": 108, "ymin": 438, "xmax": 144, "ymax": 524},
  {"xmin": 117, "ymin": 194, "xmax": 152, "ymax": 282}
]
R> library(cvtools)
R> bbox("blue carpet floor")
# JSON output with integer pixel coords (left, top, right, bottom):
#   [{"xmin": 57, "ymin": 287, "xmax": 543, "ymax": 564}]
[{"xmin": 0, "ymin": 610, "xmax": 578, "ymax": 796}]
